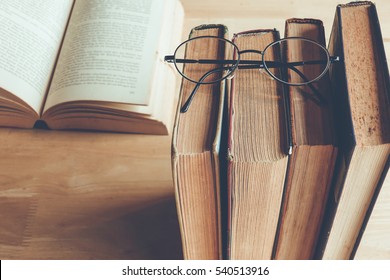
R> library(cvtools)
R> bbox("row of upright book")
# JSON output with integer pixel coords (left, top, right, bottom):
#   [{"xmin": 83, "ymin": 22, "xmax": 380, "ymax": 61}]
[{"xmin": 171, "ymin": 1, "xmax": 390, "ymax": 259}]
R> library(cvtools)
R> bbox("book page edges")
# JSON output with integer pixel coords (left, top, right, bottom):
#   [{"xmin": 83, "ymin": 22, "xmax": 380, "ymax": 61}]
[
  {"xmin": 228, "ymin": 157, "xmax": 289, "ymax": 259},
  {"xmin": 171, "ymin": 81, "xmax": 225, "ymax": 259},
  {"xmin": 171, "ymin": 80, "xmax": 225, "ymax": 258},
  {"xmin": 0, "ymin": 87, "xmax": 39, "ymax": 127},
  {"xmin": 228, "ymin": 29, "xmax": 288, "ymax": 162},
  {"xmin": 351, "ymin": 155, "xmax": 390, "ymax": 258},
  {"xmin": 274, "ymin": 144, "xmax": 338, "ymax": 259},
  {"xmin": 321, "ymin": 145, "xmax": 390, "ymax": 259}
]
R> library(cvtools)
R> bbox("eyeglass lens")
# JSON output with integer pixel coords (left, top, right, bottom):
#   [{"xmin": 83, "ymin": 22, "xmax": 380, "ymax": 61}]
[
  {"xmin": 263, "ymin": 38, "xmax": 330, "ymax": 85},
  {"xmin": 174, "ymin": 37, "xmax": 238, "ymax": 84}
]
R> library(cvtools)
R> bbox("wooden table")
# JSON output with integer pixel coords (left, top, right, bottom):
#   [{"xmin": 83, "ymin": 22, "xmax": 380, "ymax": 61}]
[
  {"xmin": 0, "ymin": 129, "xmax": 182, "ymax": 259},
  {"xmin": 0, "ymin": 0, "xmax": 389, "ymax": 259}
]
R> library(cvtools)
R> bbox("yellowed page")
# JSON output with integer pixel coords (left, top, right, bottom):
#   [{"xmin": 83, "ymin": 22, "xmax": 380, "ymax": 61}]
[
  {"xmin": 0, "ymin": 0, "xmax": 73, "ymax": 114},
  {"xmin": 44, "ymin": 0, "xmax": 166, "ymax": 111}
]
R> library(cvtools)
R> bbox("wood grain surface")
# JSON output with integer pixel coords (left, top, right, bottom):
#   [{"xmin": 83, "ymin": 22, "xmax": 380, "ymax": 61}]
[{"xmin": 0, "ymin": 129, "xmax": 182, "ymax": 259}]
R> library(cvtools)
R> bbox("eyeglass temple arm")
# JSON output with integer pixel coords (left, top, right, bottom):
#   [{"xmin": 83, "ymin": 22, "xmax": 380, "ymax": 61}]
[
  {"xmin": 181, "ymin": 83, "xmax": 201, "ymax": 113},
  {"xmin": 165, "ymin": 54, "xmax": 341, "ymax": 67},
  {"xmin": 164, "ymin": 50, "xmax": 341, "ymax": 66},
  {"xmin": 165, "ymin": 55, "xmax": 241, "ymax": 65},
  {"xmin": 164, "ymin": 55, "xmax": 175, "ymax": 63},
  {"xmin": 180, "ymin": 66, "xmax": 231, "ymax": 113}
]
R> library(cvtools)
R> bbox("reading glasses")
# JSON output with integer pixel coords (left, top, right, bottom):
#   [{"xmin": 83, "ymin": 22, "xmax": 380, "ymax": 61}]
[{"xmin": 164, "ymin": 36, "xmax": 341, "ymax": 113}]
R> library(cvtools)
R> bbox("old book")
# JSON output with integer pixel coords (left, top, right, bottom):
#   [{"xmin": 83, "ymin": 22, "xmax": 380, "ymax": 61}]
[
  {"xmin": 0, "ymin": 0, "xmax": 183, "ymax": 134},
  {"xmin": 353, "ymin": 161, "xmax": 390, "ymax": 259},
  {"xmin": 317, "ymin": 1, "xmax": 390, "ymax": 259},
  {"xmin": 273, "ymin": 19, "xmax": 338, "ymax": 260},
  {"xmin": 171, "ymin": 24, "xmax": 227, "ymax": 259},
  {"xmin": 227, "ymin": 29, "xmax": 290, "ymax": 259}
]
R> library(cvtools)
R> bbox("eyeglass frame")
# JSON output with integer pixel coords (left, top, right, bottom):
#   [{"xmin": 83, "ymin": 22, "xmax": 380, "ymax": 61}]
[{"xmin": 164, "ymin": 35, "xmax": 341, "ymax": 112}]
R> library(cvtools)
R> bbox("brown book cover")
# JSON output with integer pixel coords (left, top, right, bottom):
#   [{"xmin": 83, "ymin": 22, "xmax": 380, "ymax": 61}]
[{"xmin": 316, "ymin": 1, "xmax": 390, "ymax": 259}]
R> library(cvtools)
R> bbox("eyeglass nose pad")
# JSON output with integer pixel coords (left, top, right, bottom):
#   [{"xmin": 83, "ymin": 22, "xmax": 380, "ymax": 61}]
[{"xmin": 226, "ymin": 73, "xmax": 235, "ymax": 80}]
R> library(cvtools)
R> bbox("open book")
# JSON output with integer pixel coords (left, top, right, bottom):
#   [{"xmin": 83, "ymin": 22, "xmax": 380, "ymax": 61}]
[{"xmin": 0, "ymin": 0, "xmax": 183, "ymax": 134}]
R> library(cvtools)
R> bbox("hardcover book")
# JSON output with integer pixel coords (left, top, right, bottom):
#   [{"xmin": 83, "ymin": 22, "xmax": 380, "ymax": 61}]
[
  {"xmin": 317, "ymin": 1, "xmax": 390, "ymax": 259},
  {"xmin": 273, "ymin": 18, "xmax": 338, "ymax": 260},
  {"xmin": 171, "ymin": 24, "xmax": 228, "ymax": 259},
  {"xmin": 227, "ymin": 29, "xmax": 290, "ymax": 259}
]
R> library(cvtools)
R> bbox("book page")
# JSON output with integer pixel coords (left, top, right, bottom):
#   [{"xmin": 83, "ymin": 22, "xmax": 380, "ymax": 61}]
[
  {"xmin": 0, "ymin": 0, "xmax": 74, "ymax": 114},
  {"xmin": 44, "ymin": 0, "xmax": 165, "ymax": 110}
]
